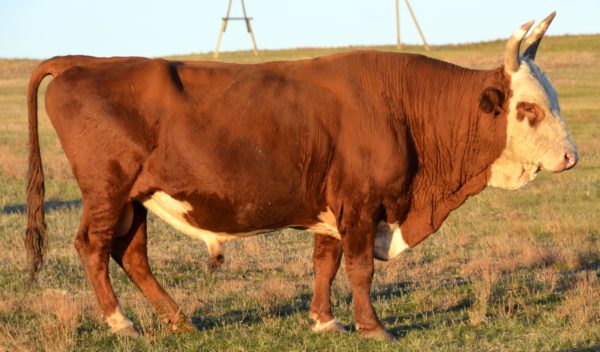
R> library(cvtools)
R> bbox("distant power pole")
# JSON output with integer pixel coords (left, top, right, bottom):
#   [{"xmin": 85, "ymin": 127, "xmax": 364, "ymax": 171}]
[
  {"xmin": 396, "ymin": 0, "xmax": 429, "ymax": 51},
  {"xmin": 214, "ymin": 0, "xmax": 258, "ymax": 58}
]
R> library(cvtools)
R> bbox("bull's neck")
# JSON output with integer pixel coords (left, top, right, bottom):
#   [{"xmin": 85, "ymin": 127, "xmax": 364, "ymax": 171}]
[
  {"xmin": 378, "ymin": 54, "xmax": 509, "ymax": 246},
  {"xmin": 392, "ymin": 58, "xmax": 492, "ymax": 181}
]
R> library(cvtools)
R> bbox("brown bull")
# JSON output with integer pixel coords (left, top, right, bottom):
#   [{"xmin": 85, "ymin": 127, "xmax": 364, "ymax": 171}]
[{"xmin": 25, "ymin": 12, "xmax": 577, "ymax": 339}]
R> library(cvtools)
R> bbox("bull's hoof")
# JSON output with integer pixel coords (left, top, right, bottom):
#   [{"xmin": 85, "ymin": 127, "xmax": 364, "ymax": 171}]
[
  {"xmin": 310, "ymin": 318, "xmax": 347, "ymax": 333},
  {"xmin": 359, "ymin": 327, "xmax": 395, "ymax": 341},
  {"xmin": 169, "ymin": 312, "xmax": 199, "ymax": 333},
  {"xmin": 114, "ymin": 325, "xmax": 141, "ymax": 338},
  {"xmin": 208, "ymin": 254, "xmax": 225, "ymax": 271}
]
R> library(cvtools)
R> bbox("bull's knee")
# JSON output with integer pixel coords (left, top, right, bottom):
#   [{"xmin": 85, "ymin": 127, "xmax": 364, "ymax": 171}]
[{"xmin": 74, "ymin": 220, "xmax": 89, "ymax": 254}]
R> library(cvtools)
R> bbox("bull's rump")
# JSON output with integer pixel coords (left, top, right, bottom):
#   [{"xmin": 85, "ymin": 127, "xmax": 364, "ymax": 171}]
[{"xmin": 45, "ymin": 57, "xmax": 337, "ymax": 235}]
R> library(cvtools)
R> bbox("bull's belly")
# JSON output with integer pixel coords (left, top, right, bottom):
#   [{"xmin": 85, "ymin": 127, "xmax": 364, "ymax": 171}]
[
  {"xmin": 141, "ymin": 191, "xmax": 408, "ymax": 260},
  {"xmin": 141, "ymin": 191, "xmax": 337, "ymax": 240}
]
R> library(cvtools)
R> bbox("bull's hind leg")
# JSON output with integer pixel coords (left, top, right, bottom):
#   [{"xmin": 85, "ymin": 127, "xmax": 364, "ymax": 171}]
[
  {"xmin": 309, "ymin": 234, "xmax": 346, "ymax": 333},
  {"xmin": 206, "ymin": 239, "xmax": 225, "ymax": 271},
  {"xmin": 74, "ymin": 203, "xmax": 140, "ymax": 337},
  {"xmin": 111, "ymin": 202, "xmax": 197, "ymax": 332}
]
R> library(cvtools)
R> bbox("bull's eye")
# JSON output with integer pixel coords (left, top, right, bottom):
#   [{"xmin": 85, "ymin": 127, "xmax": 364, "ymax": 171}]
[{"xmin": 516, "ymin": 101, "xmax": 546, "ymax": 127}]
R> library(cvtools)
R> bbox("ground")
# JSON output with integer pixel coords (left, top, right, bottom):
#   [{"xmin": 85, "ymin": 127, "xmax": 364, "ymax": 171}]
[{"xmin": 0, "ymin": 35, "xmax": 599, "ymax": 351}]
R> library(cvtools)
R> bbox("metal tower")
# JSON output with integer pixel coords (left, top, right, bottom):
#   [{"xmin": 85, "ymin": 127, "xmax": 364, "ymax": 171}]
[
  {"xmin": 214, "ymin": 0, "xmax": 258, "ymax": 58},
  {"xmin": 396, "ymin": 0, "xmax": 429, "ymax": 51}
]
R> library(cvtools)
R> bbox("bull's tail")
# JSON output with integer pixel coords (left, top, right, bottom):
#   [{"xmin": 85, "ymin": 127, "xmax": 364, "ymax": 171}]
[{"xmin": 25, "ymin": 55, "xmax": 93, "ymax": 285}]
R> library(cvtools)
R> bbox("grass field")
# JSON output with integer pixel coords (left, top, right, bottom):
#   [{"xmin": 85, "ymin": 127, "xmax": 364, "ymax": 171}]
[{"xmin": 1, "ymin": 35, "xmax": 600, "ymax": 351}]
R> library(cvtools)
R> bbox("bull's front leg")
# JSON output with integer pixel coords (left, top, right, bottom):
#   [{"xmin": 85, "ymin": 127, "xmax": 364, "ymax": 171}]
[
  {"xmin": 341, "ymin": 214, "xmax": 395, "ymax": 341},
  {"xmin": 310, "ymin": 233, "xmax": 345, "ymax": 333}
]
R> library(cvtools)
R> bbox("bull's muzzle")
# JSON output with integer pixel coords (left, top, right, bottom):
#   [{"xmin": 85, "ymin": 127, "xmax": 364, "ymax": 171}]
[
  {"xmin": 562, "ymin": 151, "xmax": 579, "ymax": 171},
  {"xmin": 552, "ymin": 149, "xmax": 579, "ymax": 172}
]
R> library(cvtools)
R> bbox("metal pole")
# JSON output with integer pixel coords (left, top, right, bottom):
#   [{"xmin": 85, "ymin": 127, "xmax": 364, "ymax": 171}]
[
  {"xmin": 214, "ymin": 0, "xmax": 233, "ymax": 58},
  {"xmin": 404, "ymin": 0, "xmax": 429, "ymax": 51},
  {"xmin": 246, "ymin": 22, "xmax": 259, "ymax": 56},
  {"xmin": 241, "ymin": 0, "xmax": 258, "ymax": 56},
  {"xmin": 396, "ymin": 0, "xmax": 401, "ymax": 49}
]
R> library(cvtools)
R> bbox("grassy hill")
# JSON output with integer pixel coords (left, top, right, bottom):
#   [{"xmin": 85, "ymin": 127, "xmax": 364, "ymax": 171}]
[{"xmin": 1, "ymin": 35, "xmax": 599, "ymax": 351}]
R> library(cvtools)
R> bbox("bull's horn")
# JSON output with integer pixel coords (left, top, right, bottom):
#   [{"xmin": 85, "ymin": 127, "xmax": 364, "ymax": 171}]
[
  {"xmin": 523, "ymin": 11, "xmax": 557, "ymax": 60},
  {"xmin": 504, "ymin": 20, "xmax": 535, "ymax": 74}
]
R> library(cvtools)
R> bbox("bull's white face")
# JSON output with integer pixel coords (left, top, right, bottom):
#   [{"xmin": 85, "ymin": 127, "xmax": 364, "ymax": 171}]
[{"xmin": 488, "ymin": 59, "xmax": 578, "ymax": 190}]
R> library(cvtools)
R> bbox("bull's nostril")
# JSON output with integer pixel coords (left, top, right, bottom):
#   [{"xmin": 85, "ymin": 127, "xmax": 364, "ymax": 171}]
[{"xmin": 564, "ymin": 152, "xmax": 578, "ymax": 170}]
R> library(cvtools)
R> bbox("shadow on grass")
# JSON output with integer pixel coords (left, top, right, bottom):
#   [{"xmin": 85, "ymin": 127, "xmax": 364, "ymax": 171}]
[
  {"xmin": 561, "ymin": 346, "xmax": 600, "ymax": 352},
  {"xmin": 188, "ymin": 279, "xmax": 474, "ymax": 337},
  {"xmin": 190, "ymin": 292, "xmax": 314, "ymax": 331},
  {"xmin": 386, "ymin": 297, "xmax": 472, "ymax": 338},
  {"xmin": 374, "ymin": 280, "xmax": 472, "ymax": 338},
  {"xmin": 372, "ymin": 281, "xmax": 413, "ymax": 300},
  {"xmin": 1, "ymin": 199, "xmax": 81, "ymax": 214}
]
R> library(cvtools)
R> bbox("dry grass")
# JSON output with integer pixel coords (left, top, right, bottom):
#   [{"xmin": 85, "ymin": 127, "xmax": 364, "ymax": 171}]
[
  {"xmin": 558, "ymin": 271, "xmax": 600, "ymax": 328},
  {"xmin": 1, "ymin": 35, "xmax": 599, "ymax": 351}
]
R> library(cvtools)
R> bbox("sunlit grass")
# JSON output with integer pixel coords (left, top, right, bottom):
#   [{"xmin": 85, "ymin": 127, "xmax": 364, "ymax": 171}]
[{"xmin": 1, "ymin": 35, "xmax": 599, "ymax": 351}]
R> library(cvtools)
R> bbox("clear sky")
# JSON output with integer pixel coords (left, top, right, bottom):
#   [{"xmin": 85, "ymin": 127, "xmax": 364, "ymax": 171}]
[{"xmin": 1, "ymin": 0, "xmax": 599, "ymax": 59}]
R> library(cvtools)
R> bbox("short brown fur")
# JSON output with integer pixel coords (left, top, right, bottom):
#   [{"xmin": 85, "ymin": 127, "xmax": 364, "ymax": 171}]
[{"xmin": 27, "ymin": 51, "xmax": 511, "ymax": 337}]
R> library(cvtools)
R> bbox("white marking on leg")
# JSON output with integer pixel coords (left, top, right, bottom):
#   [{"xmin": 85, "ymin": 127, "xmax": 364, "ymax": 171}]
[
  {"xmin": 311, "ymin": 318, "xmax": 346, "ymax": 332},
  {"xmin": 106, "ymin": 306, "xmax": 134, "ymax": 333},
  {"xmin": 373, "ymin": 222, "xmax": 409, "ymax": 261}
]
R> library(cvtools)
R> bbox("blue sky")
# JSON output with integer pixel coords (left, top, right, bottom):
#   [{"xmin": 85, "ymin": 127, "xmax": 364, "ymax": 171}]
[{"xmin": 1, "ymin": 1, "xmax": 599, "ymax": 59}]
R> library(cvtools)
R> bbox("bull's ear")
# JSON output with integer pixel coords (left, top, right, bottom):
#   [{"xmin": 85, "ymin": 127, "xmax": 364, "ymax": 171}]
[{"xmin": 479, "ymin": 87, "xmax": 506, "ymax": 117}]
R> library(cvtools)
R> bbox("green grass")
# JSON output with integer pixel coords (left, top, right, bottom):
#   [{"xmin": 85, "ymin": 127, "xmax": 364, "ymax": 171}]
[{"xmin": 1, "ymin": 35, "xmax": 600, "ymax": 351}]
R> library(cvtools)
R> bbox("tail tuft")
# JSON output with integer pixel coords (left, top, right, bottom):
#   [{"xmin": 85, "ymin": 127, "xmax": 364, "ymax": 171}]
[{"xmin": 24, "ymin": 153, "xmax": 46, "ymax": 285}]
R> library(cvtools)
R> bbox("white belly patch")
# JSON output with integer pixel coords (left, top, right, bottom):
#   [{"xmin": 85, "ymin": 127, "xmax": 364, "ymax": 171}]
[
  {"xmin": 142, "ymin": 192, "xmax": 408, "ymax": 260},
  {"xmin": 142, "ymin": 192, "xmax": 233, "ymax": 254},
  {"xmin": 142, "ymin": 192, "xmax": 281, "ymax": 250}
]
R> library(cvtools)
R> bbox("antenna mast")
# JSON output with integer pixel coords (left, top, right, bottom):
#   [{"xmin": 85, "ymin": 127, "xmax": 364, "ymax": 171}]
[
  {"xmin": 396, "ymin": 0, "xmax": 429, "ymax": 51},
  {"xmin": 214, "ymin": 0, "xmax": 258, "ymax": 58}
]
